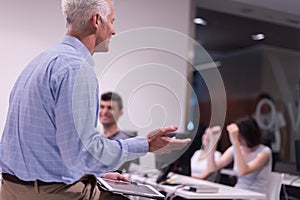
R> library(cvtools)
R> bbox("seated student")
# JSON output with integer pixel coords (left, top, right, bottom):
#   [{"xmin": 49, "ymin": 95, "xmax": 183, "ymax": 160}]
[
  {"xmin": 197, "ymin": 116, "xmax": 272, "ymax": 196},
  {"xmin": 253, "ymin": 92, "xmax": 287, "ymax": 170},
  {"xmin": 99, "ymin": 91, "xmax": 138, "ymax": 172},
  {"xmin": 191, "ymin": 126, "xmax": 222, "ymax": 181},
  {"xmin": 99, "ymin": 91, "xmax": 136, "ymax": 140}
]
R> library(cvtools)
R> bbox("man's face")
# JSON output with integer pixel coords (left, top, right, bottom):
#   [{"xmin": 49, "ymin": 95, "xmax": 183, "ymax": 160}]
[
  {"xmin": 94, "ymin": 1, "xmax": 116, "ymax": 52},
  {"xmin": 99, "ymin": 100, "xmax": 122, "ymax": 126},
  {"xmin": 261, "ymin": 103, "xmax": 271, "ymax": 114}
]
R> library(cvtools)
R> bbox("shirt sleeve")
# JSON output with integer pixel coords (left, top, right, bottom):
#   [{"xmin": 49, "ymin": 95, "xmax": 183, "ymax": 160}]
[
  {"xmin": 53, "ymin": 61, "xmax": 148, "ymax": 176},
  {"xmin": 262, "ymin": 146, "xmax": 272, "ymax": 155}
]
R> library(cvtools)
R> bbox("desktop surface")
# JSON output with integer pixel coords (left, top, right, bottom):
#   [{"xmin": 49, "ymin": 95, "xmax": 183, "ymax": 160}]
[{"xmin": 128, "ymin": 172, "xmax": 266, "ymax": 199}]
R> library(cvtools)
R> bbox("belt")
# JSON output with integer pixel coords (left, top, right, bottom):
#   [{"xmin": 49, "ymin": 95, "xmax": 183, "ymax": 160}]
[{"xmin": 2, "ymin": 173, "xmax": 64, "ymax": 186}]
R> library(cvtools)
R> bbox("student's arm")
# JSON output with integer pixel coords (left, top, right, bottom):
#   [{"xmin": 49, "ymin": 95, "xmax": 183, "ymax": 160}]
[
  {"xmin": 193, "ymin": 135, "xmax": 233, "ymax": 180},
  {"xmin": 241, "ymin": 151, "xmax": 269, "ymax": 175},
  {"xmin": 227, "ymin": 124, "xmax": 270, "ymax": 176},
  {"xmin": 194, "ymin": 148, "xmax": 233, "ymax": 179},
  {"xmin": 233, "ymin": 143, "xmax": 269, "ymax": 176}
]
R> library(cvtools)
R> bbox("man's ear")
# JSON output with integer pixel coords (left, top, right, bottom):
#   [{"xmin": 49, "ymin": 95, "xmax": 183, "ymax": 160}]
[
  {"xmin": 92, "ymin": 13, "xmax": 104, "ymax": 29},
  {"xmin": 96, "ymin": 14, "xmax": 105, "ymax": 29}
]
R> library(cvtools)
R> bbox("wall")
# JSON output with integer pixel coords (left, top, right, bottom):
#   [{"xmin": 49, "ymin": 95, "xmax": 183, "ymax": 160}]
[
  {"xmin": 194, "ymin": 44, "xmax": 300, "ymax": 162},
  {"xmin": 95, "ymin": 0, "xmax": 193, "ymax": 169},
  {"xmin": 193, "ymin": 47, "xmax": 263, "ymax": 151},
  {"xmin": 261, "ymin": 45, "xmax": 300, "ymax": 162},
  {"xmin": 96, "ymin": 0, "xmax": 192, "ymax": 133},
  {"xmin": 0, "ymin": 0, "xmax": 193, "ymax": 169},
  {"xmin": 0, "ymin": 0, "xmax": 65, "ymax": 136}
]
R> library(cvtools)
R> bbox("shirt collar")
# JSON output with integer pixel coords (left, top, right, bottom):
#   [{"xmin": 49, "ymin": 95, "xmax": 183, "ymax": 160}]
[{"xmin": 61, "ymin": 35, "xmax": 95, "ymax": 67}]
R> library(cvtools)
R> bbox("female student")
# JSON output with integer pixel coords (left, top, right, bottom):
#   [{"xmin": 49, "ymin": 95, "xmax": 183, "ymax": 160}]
[{"xmin": 195, "ymin": 116, "xmax": 272, "ymax": 195}]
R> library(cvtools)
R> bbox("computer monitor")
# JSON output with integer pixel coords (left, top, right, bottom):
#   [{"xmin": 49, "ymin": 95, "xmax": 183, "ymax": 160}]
[
  {"xmin": 156, "ymin": 147, "xmax": 194, "ymax": 183},
  {"xmin": 155, "ymin": 125, "xmax": 206, "ymax": 183},
  {"xmin": 295, "ymin": 140, "xmax": 300, "ymax": 172}
]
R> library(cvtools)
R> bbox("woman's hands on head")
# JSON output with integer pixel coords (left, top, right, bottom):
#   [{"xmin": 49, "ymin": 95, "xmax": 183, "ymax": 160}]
[
  {"xmin": 226, "ymin": 123, "xmax": 240, "ymax": 145},
  {"xmin": 200, "ymin": 126, "xmax": 221, "ymax": 158}
]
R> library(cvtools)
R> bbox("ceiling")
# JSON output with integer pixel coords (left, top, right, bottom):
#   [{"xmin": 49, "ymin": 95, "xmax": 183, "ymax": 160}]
[{"xmin": 194, "ymin": 0, "xmax": 300, "ymax": 53}]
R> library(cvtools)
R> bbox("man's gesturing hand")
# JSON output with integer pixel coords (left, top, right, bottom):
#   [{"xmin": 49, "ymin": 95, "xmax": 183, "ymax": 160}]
[{"xmin": 147, "ymin": 126, "xmax": 191, "ymax": 154}]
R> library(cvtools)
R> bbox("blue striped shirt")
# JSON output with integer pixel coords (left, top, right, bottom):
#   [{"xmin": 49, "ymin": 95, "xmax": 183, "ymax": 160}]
[{"xmin": 0, "ymin": 36, "xmax": 148, "ymax": 184}]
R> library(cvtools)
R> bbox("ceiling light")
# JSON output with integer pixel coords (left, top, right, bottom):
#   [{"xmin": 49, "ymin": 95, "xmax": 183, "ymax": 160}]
[
  {"xmin": 251, "ymin": 33, "xmax": 265, "ymax": 41},
  {"xmin": 193, "ymin": 18, "xmax": 207, "ymax": 26}
]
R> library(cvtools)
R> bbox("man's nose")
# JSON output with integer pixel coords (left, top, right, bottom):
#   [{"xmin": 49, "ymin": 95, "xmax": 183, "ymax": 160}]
[
  {"xmin": 112, "ymin": 28, "xmax": 116, "ymax": 35},
  {"xmin": 100, "ymin": 107, "xmax": 108, "ymax": 113}
]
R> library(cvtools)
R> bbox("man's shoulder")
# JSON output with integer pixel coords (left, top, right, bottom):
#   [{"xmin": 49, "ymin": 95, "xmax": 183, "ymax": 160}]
[
  {"xmin": 111, "ymin": 130, "xmax": 137, "ymax": 140},
  {"xmin": 122, "ymin": 130, "xmax": 137, "ymax": 138},
  {"xmin": 36, "ymin": 44, "xmax": 90, "ymax": 77}
]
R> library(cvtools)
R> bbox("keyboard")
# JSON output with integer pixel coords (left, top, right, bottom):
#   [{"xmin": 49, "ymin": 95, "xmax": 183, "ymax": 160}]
[{"xmin": 283, "ymin": 173, "xmax": 300, "ymax": 185}]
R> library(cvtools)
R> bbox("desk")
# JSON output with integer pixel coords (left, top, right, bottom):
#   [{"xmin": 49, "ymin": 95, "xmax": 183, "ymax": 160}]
[
  {"xmin": 273, "ymin": 162, "xmax": 300, "ymax": 188},
  {"xmin": 128, "ymin": 173, "xmax": 266, "ymax": 199},
  {"xmin": 282, "ymin": 174, "xmax": 300, "ymax": 187},
  {"xmin": 220, "ymin": 168, "xmax": 300, "ymax": 187}
]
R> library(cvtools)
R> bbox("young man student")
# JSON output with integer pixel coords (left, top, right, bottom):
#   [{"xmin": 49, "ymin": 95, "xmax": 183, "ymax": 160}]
[{"xmin": 99, "ymin": 92, "xmax": 135, "ymax": 140}]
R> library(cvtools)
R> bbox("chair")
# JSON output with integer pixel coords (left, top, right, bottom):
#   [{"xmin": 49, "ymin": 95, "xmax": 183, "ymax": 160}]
[{"xmin": 266, "ymin": 172, "xmax": 284, "ymax": 200}]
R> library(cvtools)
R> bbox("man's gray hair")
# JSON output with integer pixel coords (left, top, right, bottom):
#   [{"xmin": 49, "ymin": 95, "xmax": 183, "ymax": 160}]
[{"xmin": 62, "ymin": 0, "xmax": 112, "ymax": 31}]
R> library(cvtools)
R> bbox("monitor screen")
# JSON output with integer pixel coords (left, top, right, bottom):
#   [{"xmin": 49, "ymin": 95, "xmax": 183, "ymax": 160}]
[
  {"xmin": 295, "ymin": 140, "xmax": 300, "ymax": 172},
  {"xmin": 155, "ymin": 125, "xmax": 206, "ymax": 183}
]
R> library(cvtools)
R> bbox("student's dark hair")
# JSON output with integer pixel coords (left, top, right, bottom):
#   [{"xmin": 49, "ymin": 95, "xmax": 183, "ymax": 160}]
[
  {"xmin": 257, "ymin": 92, "xmax": 274, "ymax": 103},
  {"xmin": 101, "ymin": 92, "xmax": 123, "ymax": 110},
  {"xmin": 235, "ymin": 116, "xmax": 262, "ymax": 148}
]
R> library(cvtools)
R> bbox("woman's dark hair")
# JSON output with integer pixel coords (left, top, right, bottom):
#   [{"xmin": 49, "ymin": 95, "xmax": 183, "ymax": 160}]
[{"xmin": 235, "ymin": 116, "xmax": 262, "ymax": 148}]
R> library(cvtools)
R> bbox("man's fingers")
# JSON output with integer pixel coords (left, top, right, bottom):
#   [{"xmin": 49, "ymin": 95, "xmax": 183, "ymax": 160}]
[
  {"xmin": 117, "ymin": 175, "xmax": 130, "ymax": 182},
  {"xmin": 147, "ymin": 126, "xmax": 178, "ymax": 139},
  {"xmin": 162, "ymin": 125, "xmax": 178, "ymax": 132},
  {"xmin": 160, "ymin": 126, "xmax": 178, "ymax": 136},
  {"xmin": 170, "ymin": 138, "xmax": 191, "ymax": 149}
]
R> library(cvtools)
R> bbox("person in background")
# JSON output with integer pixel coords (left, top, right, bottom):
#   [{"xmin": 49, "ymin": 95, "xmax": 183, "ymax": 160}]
[
  {"xmin": 99, "ymin": 92, "xmax": 136, "ymax": 140},
  {"xmin": 197, "ymin": 116, "xmax": 272, "ymax": 196},
  {"xmin": 99, "ymin": 91, "xmax": 138, "ymax": 172},
  {"xmin": 0, "ymin": 0, "xmax": 190, "ymax": 199},
  {"xmin": 191, "ymin": 126, "xmax": 222, "ymax": 181},
  {"xmin": 254, "ymin": 93, "xmax": 287, "ymax": 170}
]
